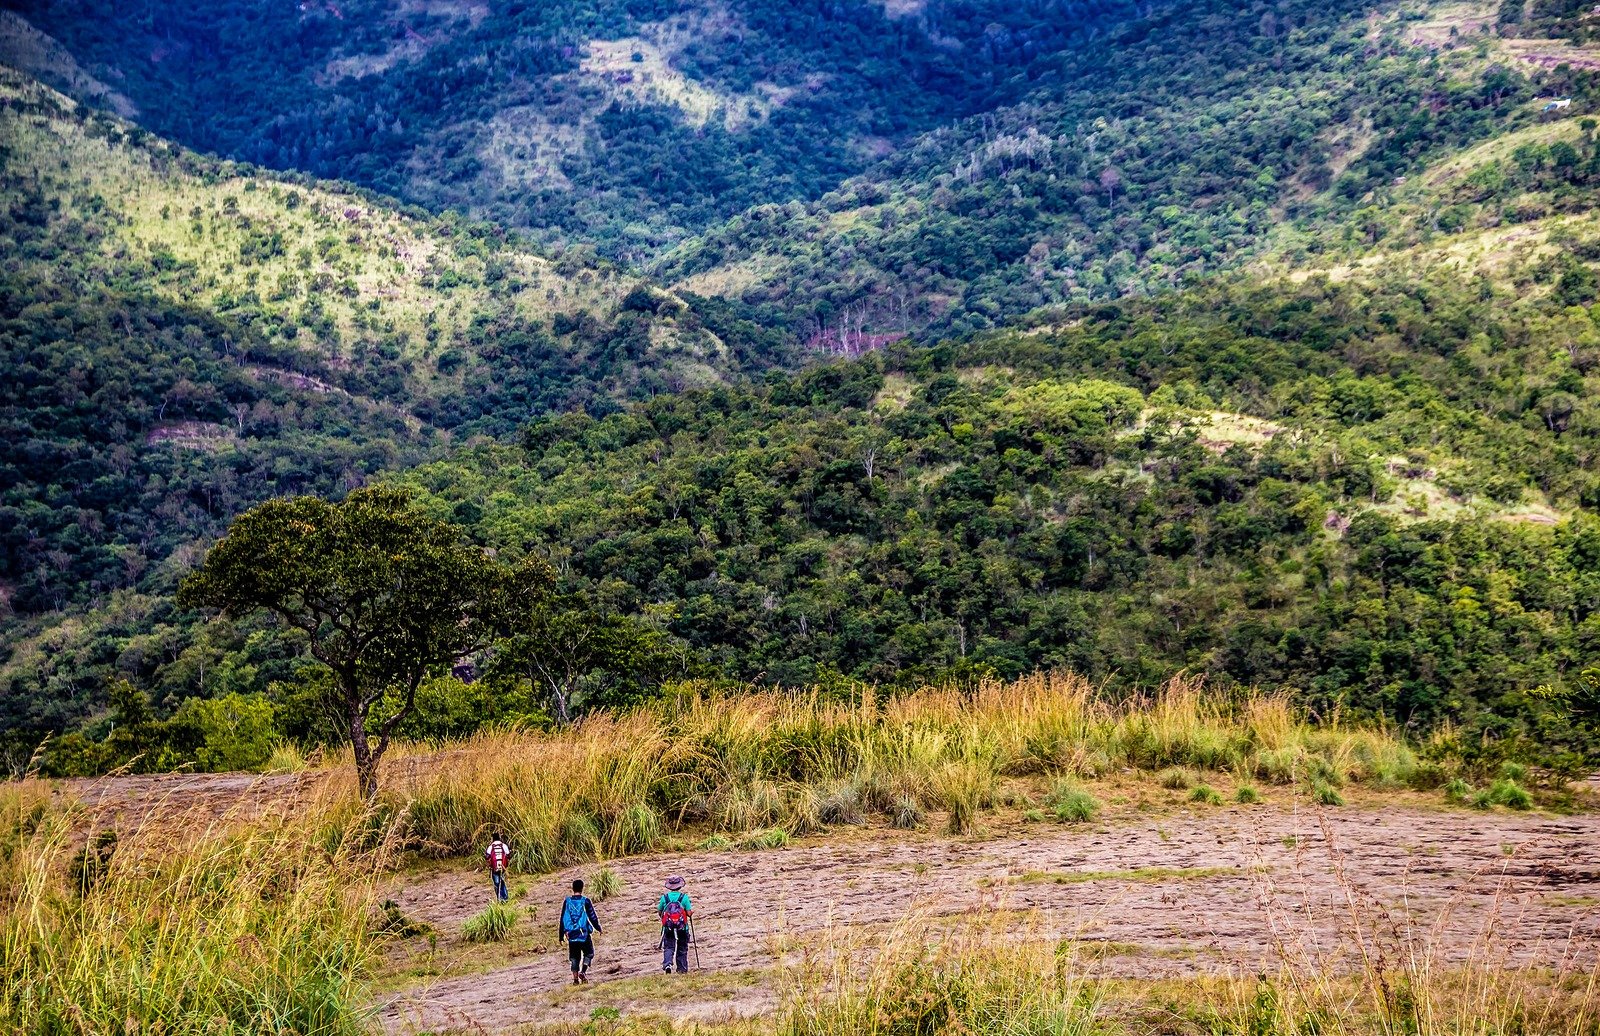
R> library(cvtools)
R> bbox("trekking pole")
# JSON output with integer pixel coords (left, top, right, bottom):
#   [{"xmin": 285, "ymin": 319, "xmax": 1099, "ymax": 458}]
[{"xmin": 689, "ymin": 918, "xmax": 702, "ymax": 971}]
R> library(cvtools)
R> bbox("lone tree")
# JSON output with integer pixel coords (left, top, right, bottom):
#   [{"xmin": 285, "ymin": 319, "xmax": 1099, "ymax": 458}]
[
  {"xmin": 487, "ymin": 597, "xmax": 674, "ymax": 726},
  {"xmin": 178, "ymin": 486, "xmax": 543, "ymax": 799}
]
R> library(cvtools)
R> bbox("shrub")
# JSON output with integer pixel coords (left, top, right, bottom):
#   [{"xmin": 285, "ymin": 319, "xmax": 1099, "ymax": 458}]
[
  {"xmin": 1482, "ymin": 779, "xmax": 1533, "ymax": 811},
  {"xmin": 1444, "ymin": 777, "xmax": 1473, "ymax": 804},
  {"xmin": 892, "ymin": 796, "xmax": 926, "ymax": 830},
  {"xmin": 1499, "ymin": 761, "xmax": 1529, "ymax": 784},
  {"xmin": 1235, "ymin": 785, "xmax": 1261, "ymax": 804},
  {"xmin": 1157, "ymin": 767, "xmax": 1194, "ymax": 790},
  {"xmin": 1189, "ymin": 785, "xmax": 1223, "ymax": 805},
  {"xmin": 740, "ymin": 828, "xmax": 790, "ymax": 850},
  {"xmin": 463, "ymin": 902, "xmax": 518, "ymax": 942},
  {"xmin": 814, "ymin": 779, "xmax": 866, "ymax": 826},
  {"xmin": 1046, "ymin": 780, "xmax": 1100, "ymax": 823},
  {"xmin": 591, "ymin": 867, "xmax": 622, "ymax": 900},
  {"xmin": 934, "ymin": 759, "xmax": 999, "ymax": 834}
]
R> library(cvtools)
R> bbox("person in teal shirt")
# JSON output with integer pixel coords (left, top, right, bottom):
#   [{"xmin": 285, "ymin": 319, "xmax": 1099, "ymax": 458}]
[{"xmin": 657, "ymin": 874, "xmax": 693, "ymax": 973}]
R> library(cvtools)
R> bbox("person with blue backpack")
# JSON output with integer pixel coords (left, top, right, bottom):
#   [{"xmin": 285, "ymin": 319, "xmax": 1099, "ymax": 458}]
[
  {"xmin": 657, "ymin": 874, "xmax": 694, "ymax": 973},
  {"xmin": 558, "ymin": 879, "xmax": 603, "ymax": 984}
]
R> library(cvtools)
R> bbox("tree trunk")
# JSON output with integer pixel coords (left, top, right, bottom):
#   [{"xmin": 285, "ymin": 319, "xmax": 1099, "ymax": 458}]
[{"xmin": 352, "ymin": 715, "xmax": 379, "ymax": 801}]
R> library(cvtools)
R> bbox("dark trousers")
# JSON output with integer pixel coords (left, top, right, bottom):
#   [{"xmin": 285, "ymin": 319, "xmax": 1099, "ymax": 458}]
[
  {"xmin": 491, "ymin": 870, "xmax": 508, "ymax": 902},
  {"xmin": 568, "ymin": 938, "xmax": 594, "ymax": 973},
  {"xmin": 661, "ymin": 927, "xmax": 689, "ymax": 972}
]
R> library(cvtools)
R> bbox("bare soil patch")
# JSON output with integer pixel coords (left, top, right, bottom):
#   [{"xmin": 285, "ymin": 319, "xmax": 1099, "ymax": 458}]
[{"xmin": 377, "ymin": 802, "xmax": 1600, "ymax": 1034}]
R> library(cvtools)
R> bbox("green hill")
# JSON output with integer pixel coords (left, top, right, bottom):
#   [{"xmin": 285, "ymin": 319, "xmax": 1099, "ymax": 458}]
[{"xmin": 0, "ymin": 68, "xmax": 776, "ymax": 632}]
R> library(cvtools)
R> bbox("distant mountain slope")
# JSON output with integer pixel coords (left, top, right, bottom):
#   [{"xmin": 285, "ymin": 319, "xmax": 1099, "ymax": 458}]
[
  {"xmin": 8, "ymin": 0, "xmax": 1143, "ymax": 256},
  {"xmin": 0, "ymin": 69, "xmax": 775, "ymax": 623},
  {"xmin": 659, "ymin": 0, "xmax": 1600, "ymax": 335}
]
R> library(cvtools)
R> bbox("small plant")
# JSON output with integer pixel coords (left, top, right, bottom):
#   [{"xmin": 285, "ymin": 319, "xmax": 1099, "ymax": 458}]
[
  {"xmin": 1311, "ymin": 781, "xmax": 1344, "ymax": 806},
  {"xmin": 1443, "ymin": 777, "xmax": 1473, "ymax": 804},
  {"xmin": 740, "ymin": 827, "xmax": 790, "ymax": 850},
  {"xmin": 1157, "ymin": 767, "xmax": 1193, "ymax": 790},
  {"xmin": 265, "ymin": 742, "xmax": 308, "ymax": 773},
  {"xmin": 591, "ymin": 867, "xmax": 623, "ymax": 900},
  {"xmin": 1022, "ymin": 808, "xmax": 1047, "ymax": 823},
  {"xmin": 697, "ymin": 833, "xmax": 733, "ymax": 851},
  {"xmin": 71, "ymin": 830, "xmax": 119, "ymax": 896},
  {"xmin": 1235, "ymin": 785, "xmax": 1261, "ymax": 804},
  {"xmin": 1189, "ymin": 784, "xmax": 1223, "ymax": 805},
  {"xmin": 1471, "ymin": 779, "xmax": 1533, "ymax": 811},
  {"xmin": 376, "ymin": 899, "xmax": 432, "ymax": 938},
  {"xmin": 1498, "ymin": 760, "xmax": 1529, "ymax": 783},
  {"xmin": 463, "ymin": 902, "xmax": 518, "ymax": 943},
  {"xmin": 892, "ymin": 795, "xmax": 926, "ymax": 830},
  {"xmin": 1046, "ymin": 780, "xmax": 1101, "ymax": 823}
]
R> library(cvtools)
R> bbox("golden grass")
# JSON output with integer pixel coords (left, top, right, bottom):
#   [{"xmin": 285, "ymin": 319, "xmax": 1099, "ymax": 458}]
[
  {"xmin": 381, "ymin": 673, "xmax": 1433, "ymax": 870},
  {"xmin": 0, "ymin": 777, "xmax": 386, "ymax": 1035}
]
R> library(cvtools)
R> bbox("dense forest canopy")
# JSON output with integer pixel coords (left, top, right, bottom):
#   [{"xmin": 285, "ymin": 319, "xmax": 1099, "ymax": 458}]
[{"xmin": 4, "ymin": 0, "xmax": 1600, "ymax": 772}]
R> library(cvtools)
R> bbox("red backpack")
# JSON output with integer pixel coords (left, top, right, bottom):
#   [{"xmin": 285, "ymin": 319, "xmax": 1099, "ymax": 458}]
[{"xmin": 661, "ymin": 892, "xmax": 689, "ymax": 930}]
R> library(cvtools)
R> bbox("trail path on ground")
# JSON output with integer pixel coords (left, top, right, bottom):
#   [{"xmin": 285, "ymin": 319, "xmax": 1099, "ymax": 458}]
[{"xmin": 378, "ymin": 803, "xmax": 1600, "ymax": 1034}]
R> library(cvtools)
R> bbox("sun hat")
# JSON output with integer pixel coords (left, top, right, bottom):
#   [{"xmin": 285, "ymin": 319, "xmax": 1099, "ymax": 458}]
[{"xmin": 664, "ymin": 874, "xmax": 685, "ymax": 890}]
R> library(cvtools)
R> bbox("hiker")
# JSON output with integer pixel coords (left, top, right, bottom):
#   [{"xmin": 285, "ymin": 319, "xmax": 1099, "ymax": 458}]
[
  {"xmin": 485, "ymin": 832, "xmax": 511, "ymax": 902},
  {"xmin": 657, "ymin": 874, "xmax": 693, "ymax": 973},
  {"xmin": 559, "ymin": 879, "xmax": 603, "ymax": 985}
]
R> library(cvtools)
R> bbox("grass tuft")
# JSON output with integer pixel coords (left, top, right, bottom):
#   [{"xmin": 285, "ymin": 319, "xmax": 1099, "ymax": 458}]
[
  {"xmin": 591, "ymin": 866, "xmax": 623, "ymax": 900},
  {"xmin": 1189, "ymin": 784, "xmax": 1224, "ymax": 805},
  {"xmin": 463, "ymin": 902, "xmax": 518, "ymax": 943},
  {"xmin": 1046, "ymin": 779, "xmax": 1101, "ymax": 823},
  {"xmin": 1312, "ymin": 781, "xmax": 1345, "ymax": 806},
  {"xmin": 1235, "ymin": 785, "xmax": 1262, "ymax": 804}
]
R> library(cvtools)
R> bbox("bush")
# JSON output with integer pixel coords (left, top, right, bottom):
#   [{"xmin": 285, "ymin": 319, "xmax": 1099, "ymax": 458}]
[
  {"xmin": 892, "ymin": 796, "xmax": 926, "ymax": 830},
  {"xmin": 1234, "ymin": 785, "xmax": 1261, "ymax": 804},
  {"xmin": 463, "ymin": 902, "xmax": 518, "ymax": 942},
  {"xmin": 1046, "ymin": 780, "xmax": 1100, "ymax": 823},
  {"xmin": 1444, "ymin": 777, "xmax": 1473, "ymax": 804},
  {"xmin": 1189, "ymin": 785, "xmax": 1223, "ymax": 805},
  {"xmin": 1476, "ymin": 779, "xmax": 1533, "ymax": 811},
  {"xmin": 740, "ymin": 828, "xmax": 790, "ymax": 850},
  {"xmin": 591, "ymin": 867, "xmax": 622, "ymax": 900},
  {"xmin": 1157, "ymin": 767, "xmax": 1194, "ymax": 790}
]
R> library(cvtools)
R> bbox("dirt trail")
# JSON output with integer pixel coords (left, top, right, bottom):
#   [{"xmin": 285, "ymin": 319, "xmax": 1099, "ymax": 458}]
[{"xmin": 379, "ymin": 804, "xmax": 1600, "ymax": 1034}]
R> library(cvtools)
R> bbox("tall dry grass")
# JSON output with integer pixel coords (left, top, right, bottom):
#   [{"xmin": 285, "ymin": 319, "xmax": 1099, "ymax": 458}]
[
  {"xmin": 0, "ymin": 776, "xmax": 387, "ymax": 1035},
  {"xmin": 388, "ymin": 672, "xmax": 1434, "ymax": 869},
  {"xmin": 779, "ymin": 912, "xmax": 1100, "ymax": 1036}
]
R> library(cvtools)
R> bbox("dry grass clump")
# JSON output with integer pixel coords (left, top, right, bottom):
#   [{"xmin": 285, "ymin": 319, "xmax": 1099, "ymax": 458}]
[
  {"xmin": 389, "ymin": 673, "xmax": 1428, "ymax": 859},
  {"xmin": 0, "ymin": 779, "xmax": 383, "ymax": 1035},
  {"xmin": 780, "ymin": 912, "xmax": 1099, "ymax": 1036}
]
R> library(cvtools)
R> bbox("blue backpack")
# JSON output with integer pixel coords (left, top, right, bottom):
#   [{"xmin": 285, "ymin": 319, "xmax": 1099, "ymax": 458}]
[{"xmin": 562, "ymin": 896, "xmax": 592, "ymax": 939}]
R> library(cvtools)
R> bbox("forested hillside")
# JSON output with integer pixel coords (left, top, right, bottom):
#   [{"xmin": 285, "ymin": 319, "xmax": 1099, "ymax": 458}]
[
  {"xmin": 5, "ymin": 0, "xmax": 1600, "ymax": 770},
  {"xmin": 0, "ymin": 70, "xmax": 779, "ymax": 623},
  {"xmin": 14, "ymin": 0, "xmax": 1600, "ymax": 337}
]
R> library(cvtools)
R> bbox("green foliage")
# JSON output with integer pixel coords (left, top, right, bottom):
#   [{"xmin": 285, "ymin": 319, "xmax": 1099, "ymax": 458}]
[
  {"xmin": 1234, "ymin": 785, "xmax": 1261, "ymax": 805},
  {"xmin": 1188, "ymin": 785, "xmax": 1224, "ymax": 806},
  {"xmin": 1444, "ymin": 777, "xmax": 1474, "ymax": 804},
  {"xmin": 1046, "ymin": 780, "xmax": 1101, "ymax": 823},
  {"xmin": 177, "ymin": 485, "xmax": 546, "ymax": 796},
  {"xmin": 1311, "ymin": 781, "xmax": 1345, "ymax": 807},
  {"xmin": 1474, "ymin": 779, "xmax": 1534, "ymax": 811},
  {"xmin": 1158, "ymin": 768, "xmax": 1195, "ymax": 791},
  {"xmin": 738, "ymin": 827, "xmax": 790, "ymax": 851},
  {"xmin": 591, "ymin": 867, "xmax": 623, "ymax": 901},
  {"xmin": 462, "ymin": 902, "xmax": 519, "ymax": 943}
]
